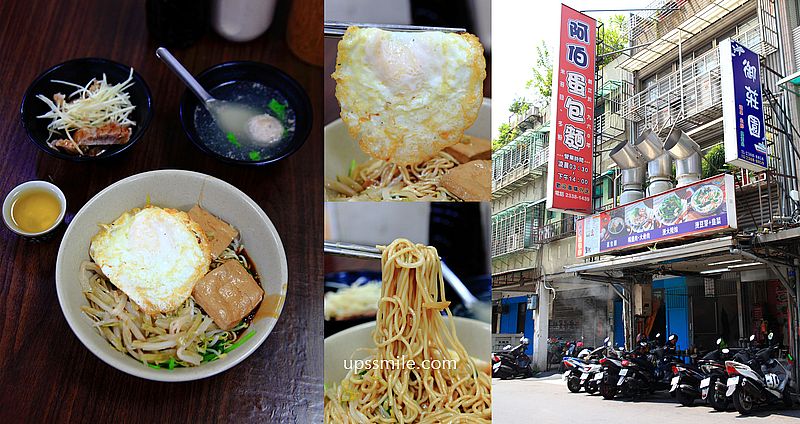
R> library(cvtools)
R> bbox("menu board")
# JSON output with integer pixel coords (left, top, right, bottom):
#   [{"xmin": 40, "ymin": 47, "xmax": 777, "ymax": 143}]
[
  {"xmin": 576, "ymin": 174, "xmax": 738, "ymax": 257},
  {"xmin": 545, "ymin": 4, "xmax": 596, "ymax": 215}
]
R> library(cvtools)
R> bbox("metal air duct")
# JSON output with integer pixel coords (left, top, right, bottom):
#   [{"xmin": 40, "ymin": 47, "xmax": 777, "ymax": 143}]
[
  {"xmin": 675, "ymin": 152, "xmax": 702, "ymax": 187},
  {"xmin": 609, "ymin": 140, "xmax": 646, "ymax": 205},
  {"xmin": 646, "ymin": 153, "xmax": 674, "ymax": 196},
  {"xmin": 620, "ymin": 166, "xmax": 646, "ymax": 204},
  {"xmin": 609, "ymin": 140, "xmax": 644, "ymax": 170},
  {"xmin": 633, "ymin": 129, "xmax": 663, "ymax": 161},
  {"xmin": 664, "ymin": 128, "xmax": 700, "ymax": 160}
]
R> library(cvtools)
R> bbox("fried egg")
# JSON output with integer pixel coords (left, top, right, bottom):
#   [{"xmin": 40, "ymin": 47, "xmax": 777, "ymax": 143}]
[
  {"xmin": 332, "ymin": 27, "xmax": 485, "ymax": 166},
  {"xmin": 89, "ymin": 206, "xmax": 211, "ymax": 315}
]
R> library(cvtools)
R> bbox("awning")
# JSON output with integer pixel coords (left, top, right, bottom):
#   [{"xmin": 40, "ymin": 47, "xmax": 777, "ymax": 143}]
[
  {"xmin": 617, "ymin": 0, "xmax": 748, "ymax": 72},
  {"xmin": 563, "ymin": 235, "xmax": 736, "ymax": 274}
]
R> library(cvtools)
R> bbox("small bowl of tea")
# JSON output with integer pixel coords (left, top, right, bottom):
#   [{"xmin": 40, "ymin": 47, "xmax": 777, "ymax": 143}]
[{"xmin": 3, "ymin": 181, "xmax": 66, "ymax": 240}]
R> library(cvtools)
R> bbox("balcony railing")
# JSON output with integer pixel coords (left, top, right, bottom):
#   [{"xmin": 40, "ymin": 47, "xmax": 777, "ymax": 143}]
[
  {"xmin": 492, "ymin": 129, "xmax": 548, "ymax": 199},
  {"xmin": 532, "ymin": 217, "xmax": 577, "ymax": 245},
  {"xmin": 491, "ymin": 203, "xmax": 545, "ymax": 258},
  {"xmin": 629, "ymin": 0, "xmax": 716, "ymax": 48},
  {"xmin": 621, "ymin": 25, "xmax": 762, "ymax": 134}
]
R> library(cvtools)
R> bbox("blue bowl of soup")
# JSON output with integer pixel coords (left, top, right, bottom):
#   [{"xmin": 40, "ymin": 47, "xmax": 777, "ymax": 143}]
[{"xmin": 179, "ymin": 61, "xmax": 312, "ymax": 165}]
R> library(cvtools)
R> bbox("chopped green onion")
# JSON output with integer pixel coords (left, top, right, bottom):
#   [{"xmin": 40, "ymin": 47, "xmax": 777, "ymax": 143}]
[
  {"xmin": 227, "ymin": 132, "xmax": 242, "ymax": 147},
  {"xmin": 168, "ymin": 357, "xmax": 176, "ymax": 370},
  {"xmin": 248, "ymin": 151, "xmax": 261, "ymax": 161},
  {"xmin": 268, "ymin": 99, "xmax": 287, "ymax": 121},
  {"xmin": 224, "ymin": 330, "xmax": 256, "ymax": 353},
  {"xmin": 348, "ymin": 159, "xmax": 357, "ymax": 177},
  {"xmin": 147, "ymin": 363, "xmax": 161, "ymax": 370}
]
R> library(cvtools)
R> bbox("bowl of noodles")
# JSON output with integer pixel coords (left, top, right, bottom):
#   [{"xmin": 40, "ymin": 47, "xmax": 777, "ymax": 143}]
[
  {"xmin": 55, "ymin": 170, "xmax": 288, "ymax": 381},
  {"xmin": 324, "ymin": 99, "xmax": 491, "ymax": 201},
  {"xmin": 323, "ymin": 239, "xmax": 491, "ymax": 422}
]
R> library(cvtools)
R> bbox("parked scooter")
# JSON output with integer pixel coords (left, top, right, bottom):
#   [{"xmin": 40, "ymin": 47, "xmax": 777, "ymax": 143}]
[
  {"xmin": 671, "ymin": 337, "xmax": 736, "ymax": 407},
  {"xmin": 618, "ymin": 333, "xmax": 683, "ymax": 399},
  {"xmin": 492, "ymin": 337, "xmax": 535, "ymax": 379},
  {"xmin": 562, "ymin": 337, "xmax": 608, "ymax": 393},
  {"xmin": 725, "ymin": 332, "xmax": 793, "ymax": 415},
  {"xmin": 597, "ymin": 339, "xmax": 627, "ymax": 400}
]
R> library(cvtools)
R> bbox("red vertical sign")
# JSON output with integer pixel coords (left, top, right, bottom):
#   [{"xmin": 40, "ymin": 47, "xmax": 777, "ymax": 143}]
[{"xmin": 546, "ymin": 4, "xmax": 596, "ymax": 215}]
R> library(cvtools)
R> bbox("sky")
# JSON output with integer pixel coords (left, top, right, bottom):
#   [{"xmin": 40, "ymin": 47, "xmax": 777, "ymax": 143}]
[{"xmin": 491, "ymin": 0, "xmax": 652, "ymax": 138}]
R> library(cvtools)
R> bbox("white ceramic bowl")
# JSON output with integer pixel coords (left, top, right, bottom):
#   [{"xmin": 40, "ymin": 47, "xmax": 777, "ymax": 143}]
[
  {"xmin": 324, "ymin": 98, "xmax": 492, "ymax": 200},
  {"xmin": 55, "ymin": 169, "xmax": 288, "ymax": 382},
  {"xmin": 2, "ymin": 180, "xmax": 66, "ymax": 237},
  {"xmin": 324, "ymin": 316, "xmax": 490, "ymax": 385}
]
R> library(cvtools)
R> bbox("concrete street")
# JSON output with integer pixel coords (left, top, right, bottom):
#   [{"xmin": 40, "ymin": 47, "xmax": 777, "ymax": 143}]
[{"xmin": 493, "ymin": 373, "xmax": 800, "ymax": 423}]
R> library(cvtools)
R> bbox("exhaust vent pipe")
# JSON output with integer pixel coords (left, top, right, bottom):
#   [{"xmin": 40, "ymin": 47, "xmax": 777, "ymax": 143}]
[
  {"xmin": 664, "ymin": 128, "xmax": 700, "ymax": 160},
  {"xmin": 676, "ymin": 152, "xmax": 702, "ymax": 187},
  {"xmin": 647, "ymin": 153, "xmax": 674, "ymax": 196},
  {"xmin": 610, "ymin": 140, "xmax": 646, "ymax": 205},
  {"xmin": 609, "ymin": 140, "xmax": 644, "ymax": 170},
  {"xmin": 633, "ymin": 129, "xmax": 663, "ymax": 161},
  {"xmin": 620, "ymin": 166, "xmax": 646, "ymax": 204}
]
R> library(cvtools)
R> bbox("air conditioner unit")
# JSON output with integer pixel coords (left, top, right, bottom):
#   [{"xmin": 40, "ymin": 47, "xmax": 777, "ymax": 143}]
[{"xmin": 793, "ymin": 26, "xmax": 800, "ymax": 70}]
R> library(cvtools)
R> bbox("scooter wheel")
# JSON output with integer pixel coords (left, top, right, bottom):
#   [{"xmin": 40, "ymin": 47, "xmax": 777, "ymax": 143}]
[
  {"xmin": 567, "ymin": 377, "xmax": 582, "ymax": 393},
  {"xmin": 600, "ymin": 383, "xmax": 617, "ymax": 400},
  {"xmin": 708, "ymin": 385, "xmax": 727, "ymax": 412},
  {"xmin": 732, "ymin": 388, "xmax": 755, "ymax": 415},
  {"xmin": 677, "ymin": 389, "xmax": 694, "ymax": 407},
  {"xmin": 783, "ymin": 389, "xmax": 794, "ymax": 408}
]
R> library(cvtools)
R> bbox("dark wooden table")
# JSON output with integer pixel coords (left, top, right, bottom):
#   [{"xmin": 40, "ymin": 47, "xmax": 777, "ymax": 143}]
[{"xmin": 0, "ymin": 1, "xmax": 322, "ymax": 422}]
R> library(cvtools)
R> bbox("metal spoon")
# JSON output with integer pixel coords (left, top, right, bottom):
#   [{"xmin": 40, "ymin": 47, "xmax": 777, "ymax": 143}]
[{"xmin": 155, "ymin": 47, "xmax": 262, "ymax": 142}]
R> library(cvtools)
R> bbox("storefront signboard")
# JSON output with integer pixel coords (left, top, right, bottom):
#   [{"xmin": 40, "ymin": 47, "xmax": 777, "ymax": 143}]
[
  {"xmin": 576, "ymin": 174, "xmax": 737, "ymax": 257},
  {"xmin": 546, "ymin": 4, "xmax": 596, "ymax": 215},
  {"xmin": 720, "ymin": 38, "xmax": 767, "ymax": 171}
]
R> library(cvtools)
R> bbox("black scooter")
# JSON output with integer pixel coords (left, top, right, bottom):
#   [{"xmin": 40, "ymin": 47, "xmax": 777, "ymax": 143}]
[
  {"xmin": 671, "ymin": 338, "xmax": 735, "ymax": 407},
  {"xmin": 618, "ymin": 334, "xmax": 682, "ymax": 399},
  {"xmin": 597, "ymin": 340, "xmax": 627, "ymax": 400},
  {"xmin": 493, "ymin": 337, "xmax": 535, "ymax": 379}
]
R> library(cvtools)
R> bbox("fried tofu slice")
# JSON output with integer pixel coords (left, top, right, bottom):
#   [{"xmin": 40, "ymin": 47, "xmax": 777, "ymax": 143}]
[
  {"xmin": 444, "ymin": 136, "xmax": 491, "ymax": 164},
  {"xmin": 193, "ymin": 260, "xmax": 263, "ymax": 330},
  {"xmin": 440, "ymin": 160, "xmax": 491, "ymax": 201},
  {"xmin": 188, "ymin": 205, "xmax": 239, "ymax": 258}
]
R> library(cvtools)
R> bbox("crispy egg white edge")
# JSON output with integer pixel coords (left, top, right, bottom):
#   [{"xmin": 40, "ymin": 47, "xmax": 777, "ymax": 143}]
[
  {"xmin": 332, "ymin": 27, "xmax": 486, "ymax": 166},
  {"xmin": 89, "ymin": 206, "xmax": 211, "ymax": 315}
]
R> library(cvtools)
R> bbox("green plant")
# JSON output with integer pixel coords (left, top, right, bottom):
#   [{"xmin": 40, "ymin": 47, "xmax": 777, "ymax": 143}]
[{"xmin": 702, "ymin": 144, "xmax": 737, "ymax": 178}]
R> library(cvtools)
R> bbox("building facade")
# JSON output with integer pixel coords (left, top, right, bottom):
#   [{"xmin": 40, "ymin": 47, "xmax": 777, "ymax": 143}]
[{"xmin": 492, "ymin": 0, "xmax": 800, "ymax": 388}]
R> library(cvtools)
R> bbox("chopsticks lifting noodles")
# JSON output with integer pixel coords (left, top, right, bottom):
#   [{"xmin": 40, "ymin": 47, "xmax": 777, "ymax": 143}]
[
  {"xmin": 323, "ymin": 241, "xmax": 382, "ymax": 259},
  {"xmin": 324, "ymin": 21, "xmax": 466, "ymax": 38},
  {"xmin": 323, "ymin": 240, "xmax": 478, "ymax": 309}
]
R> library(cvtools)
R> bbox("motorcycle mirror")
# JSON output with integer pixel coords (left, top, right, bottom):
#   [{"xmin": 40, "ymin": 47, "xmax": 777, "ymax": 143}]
[
  {"xmin": 722, "ymin": 348, "xmax": 730, "ymax": 354},
  {"xmin": 716, "ymin": 337, "xmax": 722, "ymax": 345},
  {"xmin": 768, "ymin": 332, "xmax": 774, "ymax": 340},
  {"xmin": 749, "ymin": 334, "xmax": 756, "ymax": 342},
  {"xmin": 790, "ymin": 189, "xmax": 799, "ymax": 202},
  {"xmin": 655, "ymin": 333, "xmax": 661, "ymax": 338},
  {"xmin": 669, "ymin": 334, "xmax": 676, "ymax": 342}
]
